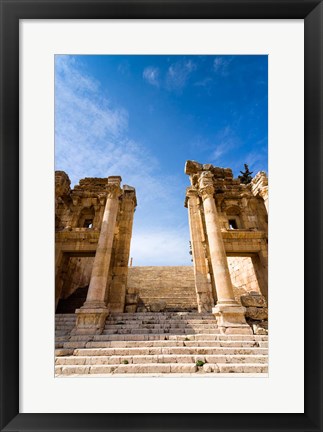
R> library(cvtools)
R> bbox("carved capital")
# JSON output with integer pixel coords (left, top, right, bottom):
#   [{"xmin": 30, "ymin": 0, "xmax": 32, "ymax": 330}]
[
  {"xmin": 186, "ymin": 187, "xmax": 199, "ymax": 199},
  {"xmin": 199, "ymin": 184, "xmax": 215, "ymax": 201},
  {"xmin": 106, "ymin": 184, "xmax": 121, "ymax": 200},
  {"xmin": 198, "ymin": 170, "xmax": 214, "ymax": 188},
  {"xmin": 259, "ymin": 186, "xmax": 268, "ymax": 199}
]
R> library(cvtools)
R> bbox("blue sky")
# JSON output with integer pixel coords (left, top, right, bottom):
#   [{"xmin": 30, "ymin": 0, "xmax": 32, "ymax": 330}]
[{"xmin": 55, "ymin": 55, "xmax": 268, "ymax": 266}]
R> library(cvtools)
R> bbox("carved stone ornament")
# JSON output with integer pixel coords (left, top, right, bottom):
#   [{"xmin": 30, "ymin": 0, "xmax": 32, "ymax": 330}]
[
  {"xmin": 186, "ymin": 187, "xmax": 199, "ymax": 199},
  {"xmin": 199, "ymin": 184, "xmax": 215, "ymax": 201},
  {"xmin": 106, "ymin": 184, "xmax": 121, "ymax": 200}
]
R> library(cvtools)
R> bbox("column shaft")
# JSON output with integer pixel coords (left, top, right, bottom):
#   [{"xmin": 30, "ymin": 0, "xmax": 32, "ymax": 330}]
[
  {"xmin": 187, "ymin": 188, "xmax": 214, "ymax": 312},
  {"xmin": 84, "ymin": 185, "xmax": 120, "ymax": 307},
  {"xmin": 201, "ymin": 189, "xmax": 236, "ymax": 305}
]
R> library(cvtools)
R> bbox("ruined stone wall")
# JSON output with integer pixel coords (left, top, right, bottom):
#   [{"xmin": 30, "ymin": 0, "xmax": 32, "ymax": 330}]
[
  {"xmin": 227, "ymin": 256, "xmax": 261, "ymax": 304},
  {"xmin": 127, "ymin": 266, "xmax": 198, "ymax": 311},
  {"xmin": 55, "ymin": 171, "xmax": 136, "ymax": 312},
  {"xmin": 185, "ymin": 160, "xmax": 268, "ymax": 312}
]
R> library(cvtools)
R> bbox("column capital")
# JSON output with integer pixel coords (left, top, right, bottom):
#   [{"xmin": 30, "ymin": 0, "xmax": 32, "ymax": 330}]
[
  {"xmin": 258, "ymin": 186, "xmax": 268, "ymax": 199},
  {"xmin": 199, "ymin": 184, "xmax": 215, "ymax": 201},
  {"xmin": 186, "ymin": 186, "xmax": 199, "ymax": 198},
  {"xmin": 106, "ymin": 184, "xmax": 122, "ymax": 200}
]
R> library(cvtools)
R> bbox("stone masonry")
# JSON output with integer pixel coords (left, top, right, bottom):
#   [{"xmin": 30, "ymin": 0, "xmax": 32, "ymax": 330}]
[
  {"xmin": 55, "ymin": 163, "xmax": 268, "ymax": 375},
  {"xmin": 184, "ymin": 161, "xmax": 268, "ymax": 334},
  {"xmin": 126, "ymin": 266, "xmax": 198, "ymax": 311},
  {"xmin": 55, "ymin": 171, "xmax": 137, "ymax": 334}
]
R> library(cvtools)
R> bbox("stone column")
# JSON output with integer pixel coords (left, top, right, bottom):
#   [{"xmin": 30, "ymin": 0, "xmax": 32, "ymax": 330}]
[
  {"xmin": 198, "ymin": 172, "xmax": 251, "ymax": 334},
  {"xmin": 186, "ymin": 187, "xmax": 214, "ymax": 313},
  {"xmin": 251, "ymin": 172, "xmax": 268, "ymax": 213},
  {"xmin": 109, "ymin": 187, "xmax": 137, "ymax": 312},
  {"xmin": 74, "ymin": 177, "xmax": 121, "ymax": 334},
  {"xmin": 259, "ymin": 188, "xmax": 269, "ymax": 213}
]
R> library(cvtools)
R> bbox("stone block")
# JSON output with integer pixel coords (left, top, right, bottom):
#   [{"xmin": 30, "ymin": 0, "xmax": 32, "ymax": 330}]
[
  {"xmin": 125, "ymin": 304, "xmax": 137, "ymax": 313},
  {"xmin": 203, "ymin": 363, "xmax": 220, "ymax": 373},
  {"xmin": 252, "ymin": 322, "xmax": 268, "ymax": 335},
  {"xmin": 240, "ymin": 293, "xmax": 267, "ymax": 308},
  {"xmin": 245, "ymin": 307, "xmax": 268, "ymax": 321},
  {"xmin": 125, "ymin": 294, "xmax": 138, "ymax": 304},
  {"xmin": 150, "ymin": 301, "xmax": 167, "ymax": 312}
]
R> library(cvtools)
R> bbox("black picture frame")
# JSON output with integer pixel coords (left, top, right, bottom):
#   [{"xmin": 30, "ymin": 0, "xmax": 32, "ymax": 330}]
[{"xmin": 1, "ymin": 1, "xmax": 322, "ymax": 431}]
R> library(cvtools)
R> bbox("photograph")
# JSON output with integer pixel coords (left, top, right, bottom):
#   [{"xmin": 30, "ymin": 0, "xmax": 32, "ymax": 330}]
[{"xmin": 54, "ymin": 54, "xmax": 269, "ymax": 377}]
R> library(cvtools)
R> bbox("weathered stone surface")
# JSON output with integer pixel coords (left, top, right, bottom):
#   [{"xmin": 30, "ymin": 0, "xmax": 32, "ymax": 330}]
[
  {"xmin": 184, "ymin": 160, "xmax": 203, "ymax": 174},
  {"xmin": 127, "ymin": 266, "xmax": 197, "ymax": 311},
  {"xmin": 55, "ymin": 171, "xmax": 137, "ymax": 317},
  {"xmin": 55, "ymin": 312, "xmax": 268, "ymax": 376},
  {"xmin": 125, "ymin": 294, "xmax": 138, "ymax": 305},
  {"xmin": 55, "ymin": 161, "xmax": 268, "ymax": 375},
  {"xmin": 252, "ymin": 323, "xmax": 268, "ymax": 335},
  {"xmin": 245, "ymin": 307, "xmax": 268, "ymax": 321},
  {"xmin": 150, "ymin": 301, "xmax": 167, "ymax": 312},
  {"xmin": 240, "ymin": 293, "xmax": 267, "ymax": 308},
  {"xmin": 125, "ymin": 304, "xmax": 137, "ymax": 313}
]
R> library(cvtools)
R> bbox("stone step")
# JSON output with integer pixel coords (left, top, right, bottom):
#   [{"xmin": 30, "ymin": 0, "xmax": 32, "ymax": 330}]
[
  {"xmin": 61, "ymin": 333, "xmax": 267, "ymax": 344},
  {"xmin": 55, "ymin": 362, "xmax": 268, "ymax": 375},
  {"xmin": 55, "ymin": 325, "xmax": 75, "ymax": 329},
  {"xmin": 78, "ymin": 340, "xmax": 268, "ymax": 348},
  {"xmin": 138, "ymin": 288, "xmax": 197, "ymax": 293},
  {"xmin": 56, "ymin": 353, "xmax": 268, "ymax": 366},
  {"xmin": 56, "ymin": 330, "xmax": 73, "ymax": 336},
  {"xmin": 138, "ymin": 296, "xmax": 197, "ymax": 299},
  {"xmin": 103, "ymin": 324, "xmax": 219, "ymax": 331},
  {"xmin": 108, "ymin": 314, "xmax": 213, "ymax": 320},
  {"xmin": 106, "ymin": 319, "xmax": 217, "ymax": 325},
  {"xmin": 139, "ymin": 302, "xmax": 197, "ymax": 305},
  {"xmin": 56, "ymin": 336, "xmax": 72, "ymax": 342},
  {"xmin": 138, "ymin": 295, "xmax": 196, "ymax": 299},
  {"xmin": 102, "ymin": 328, "xmax": 221, "ymax": 335},
  {"xmin": 72, "ymin": 346, "xmax": 268, "ymax": 356}
]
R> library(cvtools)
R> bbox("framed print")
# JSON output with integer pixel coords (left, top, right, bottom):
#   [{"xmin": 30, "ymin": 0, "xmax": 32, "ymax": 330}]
[{"xmin": 1, "ymin": 1, "xmax": 322, "ymax": 431}]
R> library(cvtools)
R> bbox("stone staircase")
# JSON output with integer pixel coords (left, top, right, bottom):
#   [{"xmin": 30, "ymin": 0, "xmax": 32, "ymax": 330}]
[
  {"xmin": 127, "ymin": 266, "xmax": 198, "ymax": 311},
  {"xmin": 55, "ymin": 313, "xmax": 268, "ymax": 376}
]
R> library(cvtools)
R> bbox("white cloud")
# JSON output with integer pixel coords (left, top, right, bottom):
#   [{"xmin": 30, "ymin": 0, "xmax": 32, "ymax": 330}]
[
  {"xmin": 55, "ymin": 56, "xmax": 191, "ymax": 265},
  {"xmin": 166, "ymin": 59, "xmax": 197, "ymax": 90},
  {"xmin": 130, "ymin": 226, "xmax": 192, "ymax": 266},
  {"xmin": 143, "ymin": 66, "xmax": 160, "ymax": 87},
  {"xmin": 194, "ymin": 77, "xmax": 212, "ymax": 87},
  {"xmin": 210, "ymin": 126, "xmax": 241, "ymax": 164},
  {"xmin": 213, "ymin": 56, "xmax": 233, "ymax": 76}
]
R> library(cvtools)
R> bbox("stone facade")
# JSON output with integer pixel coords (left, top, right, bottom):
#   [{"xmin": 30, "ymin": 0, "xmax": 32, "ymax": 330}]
[
  {"xmin": 55, "ymin": 162, "xmax": 268, "ymax": 336},
  {"xmin": 55, "ymin": 163, "xmax": 269, "ymax": 375},
  {"xmin": 55, "ymin": 171, "xmax": 136, "ymax": 333},
  {"xmin": 184, "ymin": 160, "xmax": 268, "ymax": 333}
]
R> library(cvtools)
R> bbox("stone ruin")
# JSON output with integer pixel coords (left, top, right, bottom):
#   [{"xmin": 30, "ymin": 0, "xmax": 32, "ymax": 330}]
[
  {"xmin": 55, "ymin": 161, "xmax": 268, "ymax": 336},
  {"xmin": 184, "ymin": 160, "xmax": 268, "ymax": 334},
  {"xmin": 55, "ymin": 171, "xmax": 137, "ymax": 334}
]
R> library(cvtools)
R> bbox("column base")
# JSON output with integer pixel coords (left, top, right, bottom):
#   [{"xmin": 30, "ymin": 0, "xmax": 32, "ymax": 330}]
[
  {"xmin": 212, "ymin": 304, "xmax": 252, "ymax": 335},
  {"xmin": 72, "ymin": 307, "xmax": 109, "ymax": 335}
]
